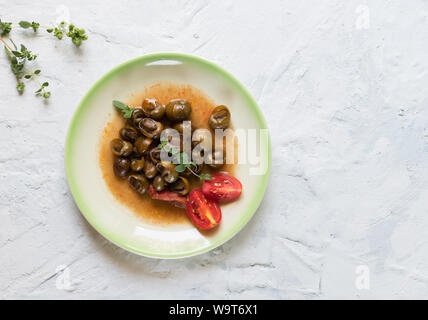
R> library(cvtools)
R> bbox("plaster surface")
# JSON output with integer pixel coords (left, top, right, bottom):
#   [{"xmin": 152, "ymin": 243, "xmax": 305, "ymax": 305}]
[{"xmin": 1, "ymin": 0, "xmax": 428, "ymax": 299}]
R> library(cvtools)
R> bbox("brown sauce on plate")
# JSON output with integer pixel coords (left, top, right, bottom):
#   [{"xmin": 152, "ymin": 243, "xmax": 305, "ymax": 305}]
[{"xmin": 99, "ymin": 81, "xmax": 237, "ymax": 226}]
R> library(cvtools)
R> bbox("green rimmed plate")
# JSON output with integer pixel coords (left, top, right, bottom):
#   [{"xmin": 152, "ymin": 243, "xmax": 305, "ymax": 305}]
[{"xmin": 65, "ymin": 53, "xmax": 271, "ymax": 259}]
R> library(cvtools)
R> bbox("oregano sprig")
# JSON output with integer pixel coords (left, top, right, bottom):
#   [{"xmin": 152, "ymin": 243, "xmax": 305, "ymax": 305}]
[
  {"xmin": 158, "ymin": 138, "xmax": 213, "ymax": 181},
  {"xmin": 1, "ymin": 18, "xmax": 88, "ymax": 99},
  {"xmin": 3, "ymin": 42, "xmax": 42, "ymax": 94},
  {"xmin": 66, "ymin": 24, "xmax": 88, "ymax": 46},
  {"xmin": 0, "ymin": 19, "xmax": 12, "ymax": 36},
  {"xmin": 18, "ymin": 21, "xmax": 40, "ymax": 32},
  {"xmin": 113, "ymin": 100, "xmax": 134, "ymax": 118},
  {"xmin": 35, "ymin": 82, "xmax": 50, "ymax": 99}
]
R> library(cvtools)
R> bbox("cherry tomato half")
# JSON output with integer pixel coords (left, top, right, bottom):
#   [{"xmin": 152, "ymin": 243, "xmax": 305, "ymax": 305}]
[
  {"xmin": 186, "ymin": 189, "xmax": 222, "ymax": 230},
  {"xmin": 148, "ymin": 185, "xmax": 187, "ymax": 208},
  {"xmin": 202, "ymin": 173, "xmax": 242, "ymax": 203}
]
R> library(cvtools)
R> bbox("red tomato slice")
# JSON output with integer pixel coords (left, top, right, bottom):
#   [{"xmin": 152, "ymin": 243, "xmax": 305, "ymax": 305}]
[
  {"xmin": 186, "ymin": 189, "xmax": 222, "ymax": 230},
  {"xmin": 202, "ymin": 173, "xmax": 242, "ymax": 203},
  {"xmin": 148, "ymin": 185, "xmax": 187, "ymax": 208}
]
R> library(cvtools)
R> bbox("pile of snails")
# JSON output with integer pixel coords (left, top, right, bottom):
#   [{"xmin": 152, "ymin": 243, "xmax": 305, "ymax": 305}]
[{"xmin": 110, "ymin": 98, "xmax": 232, "ymax": 199}]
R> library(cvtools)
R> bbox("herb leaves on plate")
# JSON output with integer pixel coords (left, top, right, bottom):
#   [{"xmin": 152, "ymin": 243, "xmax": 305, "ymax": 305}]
[{"xmin": 113, "ymin": 100, "xmax": 134, "ymax": 118}]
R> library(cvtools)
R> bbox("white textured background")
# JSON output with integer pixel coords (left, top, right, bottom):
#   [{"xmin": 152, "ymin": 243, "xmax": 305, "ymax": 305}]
[{"xmin": 1, "ymin": 0, "xmax": 428, "ymax": 299}]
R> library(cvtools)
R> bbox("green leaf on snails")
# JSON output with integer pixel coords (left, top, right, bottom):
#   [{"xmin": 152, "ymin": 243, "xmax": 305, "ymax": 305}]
[
  {"xmin": 113, "ymin": 100, "xmax": 134, "ymax": 118},
  {"xmin": 199, "ymin": 173, "xmax": 213, "ymax": 181},
  {"xmin": 175, "ymin": 164, "xmax": 186, "ymax": 173}
]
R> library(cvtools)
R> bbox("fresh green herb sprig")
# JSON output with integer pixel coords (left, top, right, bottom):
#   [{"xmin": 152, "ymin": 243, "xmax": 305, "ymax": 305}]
[
  {"xmin": 157, "ymin": 136, "xmax": 179, "ymax": 154},
  {"xmin": 18, "ymin": 20, "xmax": 40, "ymax": 32},
  {"xmin": 19, "ymin": 20, "xmax": 88, "ymax": 45},
  {"xmin": 35, "ymin": 82, "xmax": 50, "ymax": 98},
  {"xmin": 10, "ymin": 43, "xmax": 37, "ymax": 61},
  {"xmin": 46, "ymin": 22, "xmax": 88, "ymax": 45},
  {"xmin": 1, "ymin": 19, "xmax": 88, "ymax": 99},
  {"xmin": 113, "ymin": 100, "xmax": 134, "ymax": 118},
  {"xmin": 67, "ymin": 24, "xmax": 88, "ymax": 46},
  {"xmin": 24, "ymin": 68, "xmax": 41, "ymax": 79},
  {"xmin": 158, "ymin": 137, "xmax": 212, "ymax": 181},
  {"xmin": 46, "ymin": 22, "xmax": 66, "ymax": 40},
  {"xmin": 0, "ymin": 19, "xmax": 12, "ymax": 36},
  {"xmin": 3, "ymin": 43, "xmax": 46, "ymax": 95}
]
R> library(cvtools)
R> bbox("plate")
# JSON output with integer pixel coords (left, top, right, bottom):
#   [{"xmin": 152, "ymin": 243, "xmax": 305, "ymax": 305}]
[{"xmin": 65, "ymin": 53, "xmax": 271, "ymax": 258}]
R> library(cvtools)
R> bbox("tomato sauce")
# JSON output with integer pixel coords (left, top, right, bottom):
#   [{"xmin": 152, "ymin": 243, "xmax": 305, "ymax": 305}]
[{"xmin": 98, "ymin": 81, "xmax": 237, "ymax": 226}]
